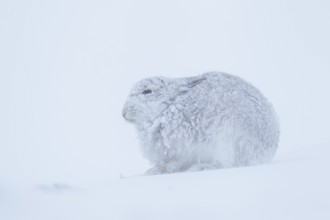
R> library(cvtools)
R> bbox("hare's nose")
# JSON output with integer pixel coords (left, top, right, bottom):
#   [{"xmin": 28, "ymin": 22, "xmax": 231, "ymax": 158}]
[
  {"xmin": 122, "ymin": 105, "xmax": 128, "ymax": 120},
  {"xmin": 122, "ymin": 106, "xmax": 136, "ymax": 122}
]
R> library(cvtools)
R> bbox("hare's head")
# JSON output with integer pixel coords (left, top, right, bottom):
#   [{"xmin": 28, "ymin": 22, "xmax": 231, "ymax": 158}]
[
  {"xmin": 122, "ymin": 77, "xmax": 172, "ymax": 124},
  {"xmin": 123, "ymin": 75, "xmax": 206, "ymax": 125}
]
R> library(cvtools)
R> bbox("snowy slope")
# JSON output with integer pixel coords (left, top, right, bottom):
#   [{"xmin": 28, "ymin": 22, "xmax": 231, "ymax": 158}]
[{"xmin": 1, "ymin": 143, "xmax": 329, "ymax": 220}]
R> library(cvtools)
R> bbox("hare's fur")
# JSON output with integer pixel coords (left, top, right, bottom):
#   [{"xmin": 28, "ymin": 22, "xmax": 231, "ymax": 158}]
[{"xmin": 123, "ymin": 72, "xmax": 280, "ymax": 174}]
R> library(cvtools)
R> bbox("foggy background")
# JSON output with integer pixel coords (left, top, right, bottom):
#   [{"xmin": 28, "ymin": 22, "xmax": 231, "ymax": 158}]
[{"xmin": 1, "ymin": 0, "xmax": 330, "ymax": 184}]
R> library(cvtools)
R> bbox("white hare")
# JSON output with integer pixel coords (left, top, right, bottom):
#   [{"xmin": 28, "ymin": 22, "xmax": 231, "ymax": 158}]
[{"xmin": 123, "ymin": 72, "xmax": 280, "ymax": 175}]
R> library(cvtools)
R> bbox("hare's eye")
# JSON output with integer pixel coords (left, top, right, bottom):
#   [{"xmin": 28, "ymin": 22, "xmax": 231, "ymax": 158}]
[{"xmin": 142, "ymin": 89, "xmax": 152, "ymax": 95}]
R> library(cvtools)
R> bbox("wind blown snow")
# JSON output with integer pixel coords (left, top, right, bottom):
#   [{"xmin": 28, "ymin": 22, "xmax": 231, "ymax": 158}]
[{"xmin": 1, "ymin": 0, "xmax": 330, "ymax": 220}]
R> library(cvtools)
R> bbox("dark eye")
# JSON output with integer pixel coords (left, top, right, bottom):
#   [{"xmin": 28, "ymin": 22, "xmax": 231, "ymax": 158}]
[{"xmin": 142, "ymin": 89, "xmax": 152, "ymax": 95}]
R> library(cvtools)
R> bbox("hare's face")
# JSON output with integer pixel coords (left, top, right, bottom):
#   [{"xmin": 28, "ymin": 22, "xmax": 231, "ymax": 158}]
[{"xmin": 123, "ymin": 77, "xmax": 171, "ymax": 124}]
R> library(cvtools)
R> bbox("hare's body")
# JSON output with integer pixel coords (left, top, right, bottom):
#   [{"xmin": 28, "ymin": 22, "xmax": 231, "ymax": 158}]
[{"xmin": 123, "ymin": 72, "xmax": 280, "ymax": 174}]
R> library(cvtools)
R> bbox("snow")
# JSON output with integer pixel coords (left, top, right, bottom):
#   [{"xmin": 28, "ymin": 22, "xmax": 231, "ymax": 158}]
[
  {"xmin": 1, "ymin": 0, "xmax": 330, "ymax": 219},
  {"xmin": 1, "ymin": 143, "xmax": 330, "ymax": 220}
]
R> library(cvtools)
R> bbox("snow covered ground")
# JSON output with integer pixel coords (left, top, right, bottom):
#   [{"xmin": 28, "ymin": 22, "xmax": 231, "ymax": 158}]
[
  {"xmin": 1, "ymin": 143, "xmax": 330, "ymax": 220},
  {"xmin": 1, "ymin": 1, "xmax": 330, "ymax": 219}
]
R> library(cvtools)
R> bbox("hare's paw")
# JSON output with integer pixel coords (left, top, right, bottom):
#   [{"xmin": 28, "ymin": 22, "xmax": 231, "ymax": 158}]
[
  {"xmin": 187, "ymin": 163, "xmax": 221, "ymax": 172},
  {"xmin": 144, "ymin": 166, "xmax": 166, "ymax": 175},
  {"xmin": 145, "ymin": 161, "xmax": 186, "ymax": 175}
]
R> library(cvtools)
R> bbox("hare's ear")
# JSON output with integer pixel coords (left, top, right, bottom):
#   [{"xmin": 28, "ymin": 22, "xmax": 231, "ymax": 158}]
[
  {"xmin": 155, "ymin": 77, "xmax": 169, "ymax": 87},
  {"xmin": 179, "ymin": 76, "xmax": 206, "ymax": 90},
  {"xmin": 176, "ymin": 76, "xmax": 206, "ymax": 96},
  {"xmin": 184, "ymin": 77, "xmax": 206, "ymax": 89},
  {"xmin": 157, "ymin": 77, "xmax": 166, "ymax": 85}
]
